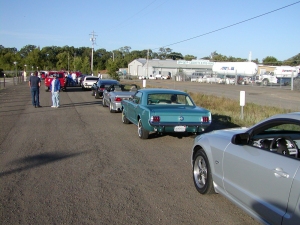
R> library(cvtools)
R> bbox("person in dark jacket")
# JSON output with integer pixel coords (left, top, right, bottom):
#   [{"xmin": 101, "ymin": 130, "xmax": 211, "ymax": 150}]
[
  {"xmin": 50, "ymin": 75, "xmax": 61, "ymax": 108},
  {"xmin": 28, "ymin": 71, "xmax": 41, "ymax": 108}
]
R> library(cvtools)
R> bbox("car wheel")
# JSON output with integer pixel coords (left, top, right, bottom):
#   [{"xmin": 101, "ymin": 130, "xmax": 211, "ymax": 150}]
[
  {"xmin": 109, "ymin": 102, "xmax": 116, "ymax": 113},
  {"xmin": 102, "ymin": 98, "xmax": 107, "ymax": 107},
  {"xmin": 138, "ymin": 119, "xmax": 149, "ymax": 139},
  {"xmin": 95, "ymin": 91, "xmax": 100, "ymax": 99},
  {"xmin": 262, "ymin": 79, "xmax": 269, "ymax": 86},
  {"xmin": 122, "ymin": 111, "xmax": 130, "ymax": 124},
  {"xmin": 193, "ymin": 150, "xmax": 215, "ymax": 195}
]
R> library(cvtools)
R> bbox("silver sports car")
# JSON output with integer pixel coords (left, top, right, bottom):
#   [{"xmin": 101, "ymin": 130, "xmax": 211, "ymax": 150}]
[{"xmin": 191, "ymin": 112, "xmax": 300, "ymax": 225}]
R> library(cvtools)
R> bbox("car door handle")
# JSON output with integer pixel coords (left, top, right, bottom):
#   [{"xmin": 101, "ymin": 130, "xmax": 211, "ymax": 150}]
[{"xmin": 273, "ymin": 168, "xmax": 289, "ymax": 178}]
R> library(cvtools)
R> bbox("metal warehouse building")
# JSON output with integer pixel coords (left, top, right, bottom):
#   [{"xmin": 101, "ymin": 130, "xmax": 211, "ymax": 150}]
[{"xmin": 128, "ymin": 59, "xmax": 214, "ymax": 79}]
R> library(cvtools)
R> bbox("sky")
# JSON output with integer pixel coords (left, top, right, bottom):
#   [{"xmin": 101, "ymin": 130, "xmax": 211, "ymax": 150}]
[{"xmin": 1, "ymin": 0, "xmax": 299, "ymax": 62}]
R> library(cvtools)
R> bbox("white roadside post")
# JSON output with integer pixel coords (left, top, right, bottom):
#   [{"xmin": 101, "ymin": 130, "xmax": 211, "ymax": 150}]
[
  {"xmin": 143, "ymin": 79, "xmax": 146, "ymax": 89},
  {"xmin": 291, "ymin": 71, "xmax": 294, "ymax": 91},
  {"xmin": 240, "ymin": 91, "xmax": 245, "ymax": 120}
]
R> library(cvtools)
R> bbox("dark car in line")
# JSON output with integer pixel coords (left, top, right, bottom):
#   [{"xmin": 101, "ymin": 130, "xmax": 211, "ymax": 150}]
[{"xmin": 91, "ymin": 79, "xmax": 120, "ymax": 99}]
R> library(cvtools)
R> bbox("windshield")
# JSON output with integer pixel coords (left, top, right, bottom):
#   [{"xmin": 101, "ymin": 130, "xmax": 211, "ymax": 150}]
[{"xmin": 147, "ymin": 93, "xmax": 194, "ymax": 106}]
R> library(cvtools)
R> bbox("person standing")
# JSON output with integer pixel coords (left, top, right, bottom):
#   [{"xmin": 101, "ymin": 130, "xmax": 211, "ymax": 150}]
[
  {"xmin": 50, "ymin": 75, "xmax": 61, "ymax": 108},
  {"xmin": 29, "ymin": 71, "xmax": 41, "ymax": 108}
]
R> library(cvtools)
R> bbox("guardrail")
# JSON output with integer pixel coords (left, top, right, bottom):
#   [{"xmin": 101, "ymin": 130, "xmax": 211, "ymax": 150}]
[{"xmin": 0, "ymin": 76, "xmax": 25, "ymax": 89}]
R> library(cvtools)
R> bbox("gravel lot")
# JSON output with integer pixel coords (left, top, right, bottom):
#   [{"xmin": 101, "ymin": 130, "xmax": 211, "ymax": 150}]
[{"xmin": 2, "ymin": 79, "xmax": 296, "ymax": 224}]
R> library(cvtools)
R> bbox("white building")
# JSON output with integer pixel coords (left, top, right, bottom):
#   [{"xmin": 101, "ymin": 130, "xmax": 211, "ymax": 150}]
[{"xmin": 128, "ymin": 59, "xmax": 214, "ymax": 79}]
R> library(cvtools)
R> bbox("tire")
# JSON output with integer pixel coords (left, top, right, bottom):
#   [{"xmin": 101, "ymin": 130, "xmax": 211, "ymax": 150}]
[
  {"xmin": 138, "ymin": 119, "xmax": 149, "ymax": 139},
  {"xmin": 192, "ymin": 150, "xmax": 215, "ymax": 195},
  {"xmin": 122, "ymin": 111, "xmax": 130, "ymax": 124},
  {"xmin": 95, "ymin": 91, "xmax": 100, "ymax": 99},
  {"xmin": 102, "ymin": 98, "xmax": 107, "ymax": 107},
  {"xmin": 109, "ymin": 102, "xmax": 116, "ymax": 113},
  {"xmin": 262, "ymin": 79, "xmax": 269, "ymax": 86}
]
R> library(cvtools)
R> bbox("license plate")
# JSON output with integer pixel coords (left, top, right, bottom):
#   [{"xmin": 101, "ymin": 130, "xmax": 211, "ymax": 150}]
[{"xmin": 174, "ymin": 126, "xmax": 186, "ymax": 132}]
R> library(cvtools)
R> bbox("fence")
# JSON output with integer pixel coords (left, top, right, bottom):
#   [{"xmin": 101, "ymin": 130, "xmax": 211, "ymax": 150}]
[{"xmin": 0, "ymin": 71, "xmax": 26, "ymax": 89}]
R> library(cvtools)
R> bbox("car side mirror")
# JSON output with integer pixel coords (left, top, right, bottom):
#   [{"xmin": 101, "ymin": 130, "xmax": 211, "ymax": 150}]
[{"xmin": 231, "ymin": 133, "xmax": 249, "ymax": 145}]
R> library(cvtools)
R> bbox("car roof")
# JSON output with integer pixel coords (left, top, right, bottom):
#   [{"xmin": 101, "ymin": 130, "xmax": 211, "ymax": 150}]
[
  {"xmin": 98, "ymin": 79, "xmax": 119, "ymax": 84},
  {"xmin": 269, "ymin": 112, "xmax": 300, "ymax": 120},
  {"xmin": 85, "ymin": 75, "xmax": 98, "ymax": 78},
  {"xmin": 137, "ymin": 88, "xmax": 188, "ymax": 95}
]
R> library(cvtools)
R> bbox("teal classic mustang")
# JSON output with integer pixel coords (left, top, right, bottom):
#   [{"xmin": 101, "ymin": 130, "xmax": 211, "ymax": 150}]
[{"xmin": 121, "ymin": 88, "xmax": 212, "ymax": 139}]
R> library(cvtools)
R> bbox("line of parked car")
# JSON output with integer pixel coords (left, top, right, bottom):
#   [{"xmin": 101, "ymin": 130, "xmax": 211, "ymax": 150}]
[{"xmin": 85, "ymin": 77, "xmax": 300, "ymax": 225}]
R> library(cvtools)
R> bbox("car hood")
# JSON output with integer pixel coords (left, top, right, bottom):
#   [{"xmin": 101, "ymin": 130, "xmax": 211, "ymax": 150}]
[{"xmin": 201, "ymin": 126, "xmax": 248, "ymax": 138}]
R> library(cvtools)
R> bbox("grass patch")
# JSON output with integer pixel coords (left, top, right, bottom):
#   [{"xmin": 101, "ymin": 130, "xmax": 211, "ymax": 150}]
[{"xmin": 189, "ymin": 92, "xmax": 292, "ymax": 127}]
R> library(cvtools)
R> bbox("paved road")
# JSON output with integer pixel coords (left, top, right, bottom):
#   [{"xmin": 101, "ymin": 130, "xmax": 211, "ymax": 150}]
[
  {"xmin": 0, "ymin": 82, "xmax": 261, "ymax": 224},
  {"xmin": 139, "ymin": 79, "xmax": 300, "ymax": 111}
]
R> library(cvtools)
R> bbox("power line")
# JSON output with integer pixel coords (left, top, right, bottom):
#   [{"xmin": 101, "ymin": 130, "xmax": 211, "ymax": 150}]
[
  {"xmin": 153, "ymin": 1, "xmax": 300, "ymax": 51},
  {"xmin": 106, "ymin": 0, "xmax": 161, "ymax": 33}
]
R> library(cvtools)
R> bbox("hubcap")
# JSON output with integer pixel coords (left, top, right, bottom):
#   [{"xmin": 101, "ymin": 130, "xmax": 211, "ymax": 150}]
[
  {"xmin": 138, "ymin": 120, "xmax": 142, "ymax": 137},
  {"xmin": 193, "ymin": 156, "xmax": 207, "ymax": 188}
]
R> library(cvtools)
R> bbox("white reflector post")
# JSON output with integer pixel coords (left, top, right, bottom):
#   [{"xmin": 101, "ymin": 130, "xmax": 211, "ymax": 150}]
[
  {"xmin": 240, "ymin": 91, "xmax": 245, "ymax": 106},
  {"xmin": 143, "ymin": 79, "xmax": 146, "ymax": 88},
  {"xmin": 240, "ymin": 91, "xmax": 245, "ymax": 120}
]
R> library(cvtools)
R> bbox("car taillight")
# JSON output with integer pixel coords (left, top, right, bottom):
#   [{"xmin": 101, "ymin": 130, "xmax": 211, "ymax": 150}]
[
  {"xmin": 115, "ymin": 97, "xmax": 122, "ymax": 102},
  {"xmin": 202, "ymin": 116, "xmax": 209, "ymax": 122},
  {"xmin": 150, "ymin": 116, "xmax": 160, "ymax": 122},
  {"xmin": 100, "ymin": 87, "xmax": 105, "ymax": 91}
]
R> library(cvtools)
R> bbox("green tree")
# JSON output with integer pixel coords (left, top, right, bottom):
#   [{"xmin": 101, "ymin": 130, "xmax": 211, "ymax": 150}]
[
  {"xmin": 56, "ymin": 52, "xmax": 69, "ymax": 70},
  {"xmin": 81, "ymin": 56, "xmax": 90, "ymax": 74},
  {"xmin": 106, "ymin": 59, "xmax": 120, "ymax": 80},
  {"xmin": 158, "ymin": 47, "xmax": 172, "ymax": 59},
  {"xmin": 167, "ymin": 52, "xmax": 183, "ymax": 60},
  {"xmin": 94, "ymin": 48, "xmax": 110, "ymax": 70},
  {"xmin": 184, "ymin": 55, "xmax": 197, "ymax": 61},
  {"xmin": 262, "ymin": 56, "xmax": 281, "ymax": 66},
  {"xmin": 283, "ymin": 53, "xmax": 300, "ymax": 66},
  {"xmin": 74, "ymin": 57, "xmax": 82, "ymax": 71},
  {"xmin": 19, "ymin": 45, "xmax": 37, "ymax": 58}
]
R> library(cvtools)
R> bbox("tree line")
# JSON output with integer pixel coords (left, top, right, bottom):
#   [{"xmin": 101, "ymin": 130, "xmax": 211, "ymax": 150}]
[{"xmin": 0, "ymin": 45, "xmax": 299, "ymax": 79}]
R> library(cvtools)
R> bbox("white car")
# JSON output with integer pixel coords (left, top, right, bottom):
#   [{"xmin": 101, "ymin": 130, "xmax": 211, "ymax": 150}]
[
  {"xmin": 155, "ymin": 74, "xmax": 162, "ymax": 79},
  {"xmin": 148, "ymin": 75, "xmax": 156, "ymax": 80},
  {"xmin": 192, "ymin": 112, "xmax": 300, "ymax": 225},
  {"xmin": 191, "ymin": 76, "xmax": 202, "ymax": 82},
  {"xmin": 81, "ymin": 76, "xmax": 99, "ymax": 90}
]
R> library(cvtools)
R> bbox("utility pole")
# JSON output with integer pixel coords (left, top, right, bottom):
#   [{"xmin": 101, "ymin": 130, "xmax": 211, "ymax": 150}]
[
  {"xmin": 68, "ymin": 52, "xmax": 69, "ymax": 72},
  {"xmin": 89, "ymin": 31, "xmax": 97, "ymax": 75},
  {"xmin": 146, "ymin": 49, "xmax": 149, "ymax": 79}
]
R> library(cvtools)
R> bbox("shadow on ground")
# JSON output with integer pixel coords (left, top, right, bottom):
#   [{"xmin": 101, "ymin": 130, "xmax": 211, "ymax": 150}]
[{"xmin": 0, "ymin": 151, "xmax": 90, "ymax": 177}]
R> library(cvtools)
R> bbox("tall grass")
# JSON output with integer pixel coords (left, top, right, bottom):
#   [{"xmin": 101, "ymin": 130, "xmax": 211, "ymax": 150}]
[{"xmin": 189, "ymin": 92, "xmax": 292, "ymax": 127}]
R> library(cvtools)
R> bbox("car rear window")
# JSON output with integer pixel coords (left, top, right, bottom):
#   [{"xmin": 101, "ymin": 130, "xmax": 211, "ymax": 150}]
[
  {"xmin": 86, "ymin": 77, "xmax": 99, "ymax": 81},
  {"xmin": 49, "ymin": 73, "xmax": 64, "ymax": 78},
  {"xmin": 147, "ymin": 93, "xmax": 194, "ymax": 106}
]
